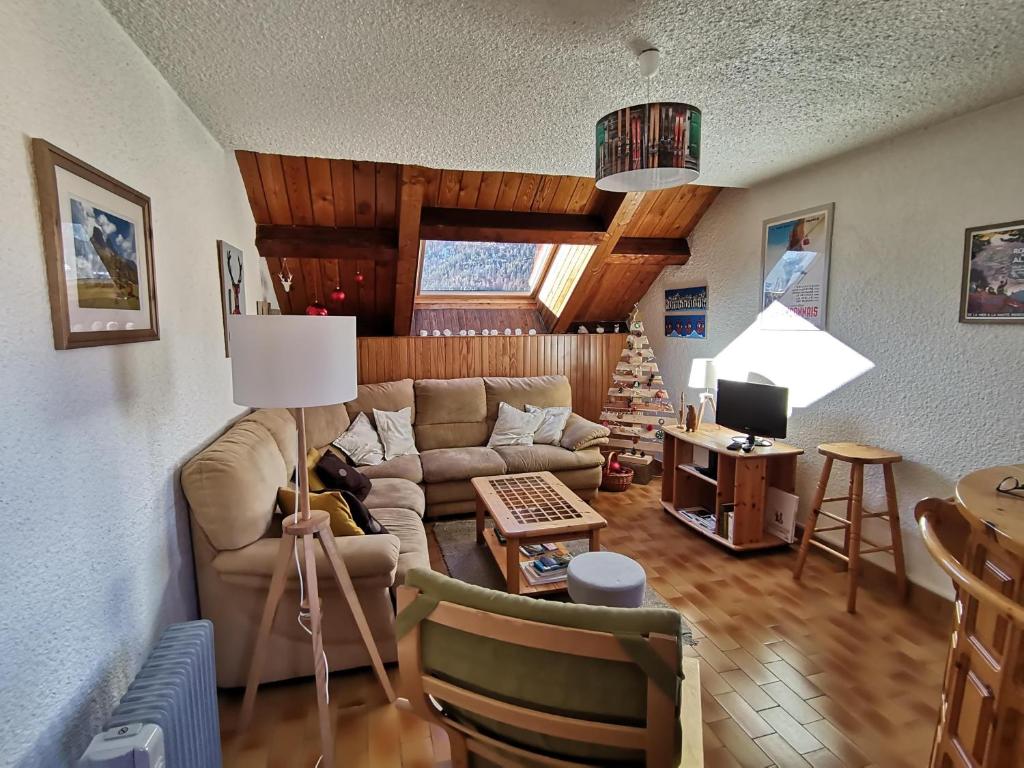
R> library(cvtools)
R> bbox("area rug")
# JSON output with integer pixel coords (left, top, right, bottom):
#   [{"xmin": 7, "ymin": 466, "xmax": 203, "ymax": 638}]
[{"xmin": 431, "ymin": 518, "xmax": 673, "ymax": 610}]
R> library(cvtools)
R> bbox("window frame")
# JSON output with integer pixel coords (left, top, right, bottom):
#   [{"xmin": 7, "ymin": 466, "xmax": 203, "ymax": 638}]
[{"xmin": 414, "ymin": 240, "xmax": 557, "ymax": 301}]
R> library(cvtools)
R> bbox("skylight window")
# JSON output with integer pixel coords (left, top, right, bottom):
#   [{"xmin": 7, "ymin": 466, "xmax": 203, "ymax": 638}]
[{"xmin": 418, "ymin": 241, "xmax": 553, "ymax": 294}]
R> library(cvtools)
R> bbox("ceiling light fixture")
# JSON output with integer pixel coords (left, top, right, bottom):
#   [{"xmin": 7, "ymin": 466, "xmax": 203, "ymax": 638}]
[{"xmin": 595, "ymin": 48, "xmax": 701, "ymax": 192}]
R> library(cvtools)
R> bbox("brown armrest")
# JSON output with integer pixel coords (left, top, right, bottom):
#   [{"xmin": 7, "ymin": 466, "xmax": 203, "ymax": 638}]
[{"xmin": 213, "ymin": 533, "xmax": 400, "ymax": 583}]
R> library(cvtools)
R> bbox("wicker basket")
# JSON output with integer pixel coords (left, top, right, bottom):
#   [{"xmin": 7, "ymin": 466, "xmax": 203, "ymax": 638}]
[{"xmin": 601, "ymin": 451, "xmax": 634, "ymax": 492}]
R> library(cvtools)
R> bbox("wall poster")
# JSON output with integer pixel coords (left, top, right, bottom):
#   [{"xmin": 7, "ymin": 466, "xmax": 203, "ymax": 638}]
[
  {"xmin": 960, "ymin": 219, "xmax": 1024, "ymax": 323},
  {"xmin": 664, "ymin": 286, "xmax": 707, "ymax": 339},
  {"xmin": 761, "ymin": 203, "xmax": 834, "ymax": 330}
]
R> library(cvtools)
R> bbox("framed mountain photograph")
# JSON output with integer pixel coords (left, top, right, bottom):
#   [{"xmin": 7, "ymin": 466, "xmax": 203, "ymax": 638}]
[
  {"xmin": 32, "ymin": 139, "xmax": 159, "ymax": 349},
  {"xmin": 959, "ymin": 219, "xmax": 1024, "ymax": 323}
]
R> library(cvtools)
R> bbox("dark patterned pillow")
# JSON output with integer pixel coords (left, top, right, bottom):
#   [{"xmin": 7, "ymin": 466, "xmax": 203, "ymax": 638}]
[
  {"xmin": 339, "ymin": 490, "xmax": 389, "ymax": 535},
  {"xmin": 315, "ymin": 450, "xmax": 371, "ymax": 500}
]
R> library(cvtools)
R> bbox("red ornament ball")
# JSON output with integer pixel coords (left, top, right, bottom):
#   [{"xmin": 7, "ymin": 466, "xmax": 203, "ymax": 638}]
[
  {"xmin": 354, "ymin": 271, "xmax": 365, "ymax": 284},
  {"xmin": 305, "ymin": 301, "xmax": 329, "ymax": 316},
  {"xmin": 610, "ymin": 461, "xmax": 621, "ymax": 473},
  {"xmin": 330, "ymin": 286, "xmax": 346, "ymax": 302},
  {"xmin": 646, "ymin": 423, "xmax": 654, "ymax": 431}
]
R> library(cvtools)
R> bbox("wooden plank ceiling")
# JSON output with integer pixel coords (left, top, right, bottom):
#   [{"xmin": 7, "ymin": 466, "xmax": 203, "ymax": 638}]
[{"xmin": 235, "ymin": 151, "xmax": 720, "ymax": 335}]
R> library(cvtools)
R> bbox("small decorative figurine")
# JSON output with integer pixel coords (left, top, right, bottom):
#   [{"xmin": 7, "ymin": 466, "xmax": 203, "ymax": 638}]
[
  {"xmin": 679, "ymin": 393, "xmax": 687, "ymax": 425},
  {"xmin": 595, "ymin": 325, "xmax": 605, "ymax": 334},
  {"xmin": 685, "ymin": 405, "xmax": 698, "ymax": 432}
]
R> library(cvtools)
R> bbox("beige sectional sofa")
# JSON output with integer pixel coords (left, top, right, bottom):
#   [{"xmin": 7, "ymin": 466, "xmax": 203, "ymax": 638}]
[{"xmin": 181, "ymin": 374, "xmax": 605, "ymax": 687}]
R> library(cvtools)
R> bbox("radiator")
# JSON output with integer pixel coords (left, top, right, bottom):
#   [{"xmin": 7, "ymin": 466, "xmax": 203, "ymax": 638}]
[{"xmin": 81, "ymin": 620, "xmax": 222, "ymax": 767}]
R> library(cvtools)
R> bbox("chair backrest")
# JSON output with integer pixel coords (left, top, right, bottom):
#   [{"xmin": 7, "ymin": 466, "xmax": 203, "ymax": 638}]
[{"xmin": 396, "ymin": 568, "xmax": 698, "ymax": 767}]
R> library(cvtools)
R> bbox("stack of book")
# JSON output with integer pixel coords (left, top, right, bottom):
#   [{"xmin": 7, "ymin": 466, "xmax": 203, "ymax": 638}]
[{"xmin": 519, "ymin": 544, "xmax": 574, "ymax": 586}]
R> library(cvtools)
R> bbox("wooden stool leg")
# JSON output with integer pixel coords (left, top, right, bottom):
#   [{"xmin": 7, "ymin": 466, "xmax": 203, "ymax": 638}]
[
  {"xmin": 239, "ymin": 531, "xmax": 295, "ymax": 731},
  {"xmin": 794, "ymin": 456, "xmax": 833, "ymax": 580},
  {"xmin": 303, "ymin": 534, "xmax": 336, "ymax": 768},
  {"xmin": 843, "ymin": 462, "xmax": 856, "ymax": 561},
  {"xmin": 847, "ymin": 463, "xmax": 864, "ymax": 613},
  {"xmin": 883, "ymin": 464, "xmax": 909, "ymax": 602}
]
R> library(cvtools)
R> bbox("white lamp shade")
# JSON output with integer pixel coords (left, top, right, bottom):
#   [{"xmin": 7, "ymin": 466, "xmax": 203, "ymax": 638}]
[
  {"xmin": 688, "ymin": 357, "xmax": 717, "ymax": 389},
  {"xmin": 228, "ymin": 315, "xmax": 358, "ymax": 408}
]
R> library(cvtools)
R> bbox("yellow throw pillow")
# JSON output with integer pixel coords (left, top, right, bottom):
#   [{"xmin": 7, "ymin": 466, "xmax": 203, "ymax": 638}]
[
  {"xmin": 277, "ymin": 487, "xmax": 364, "ymax": 537},
  {"xmin": 306, "ymin": 447, "xmax": 327, "ymax": 492}
]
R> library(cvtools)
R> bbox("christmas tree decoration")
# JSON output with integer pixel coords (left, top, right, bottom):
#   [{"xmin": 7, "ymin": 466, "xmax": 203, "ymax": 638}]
[
  {"xmin": 330, "ymin": 285, "xmax": 346, "ymax": 303},
  {"xmin": 354, "ymin": 270, "xmax": 365, "ymax": 284},
  {"xmin": 600, "ymin": 306, "xmax": 675, "ymax": 461},
  {"xmin": 305, "ymin": 300, "xmax": 328, "ymax": 316}
]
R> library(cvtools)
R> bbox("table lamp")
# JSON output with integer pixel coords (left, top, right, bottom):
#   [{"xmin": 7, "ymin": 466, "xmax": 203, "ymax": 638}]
[
  {"xmin": 229, "ymin": 315, "xmax": 393, "ymax": 768},
  {"xmin": 688, "ymin": 357, "xmax": 718, "ymax": 427}
]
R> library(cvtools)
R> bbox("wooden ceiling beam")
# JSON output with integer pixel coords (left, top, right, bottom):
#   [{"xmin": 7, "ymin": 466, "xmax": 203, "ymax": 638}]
[
  {"xmin": 256, "ymin": 224, "xmax": 396, "ymax": 248},
  {"xmin": 394, "ymin": 166, "xmax": 426, "ymax": 336},
  {"xmin": 605, "ymin": 253, "xmax": 690, "ymax": 267},
  {"xmin": 551, "ymin": 192, "xmax": 646, "ymax": 333},
  {"xmin": 419, "ymin": 207, "xmax": 607, "ymax": 245},
  {"xmin": 611, "ymin": 237, "xmax": 691, "ymax": 257}
]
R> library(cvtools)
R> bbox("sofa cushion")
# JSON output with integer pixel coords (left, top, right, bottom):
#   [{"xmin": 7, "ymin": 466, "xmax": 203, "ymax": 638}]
[
  {"xmin": 364, "ymin": 477, "xmax": 426, "ymax": 518},
  {"xmin": 484, "ymin": 376, "xmax": 571, "ymax": 424},
  {"xmin": 213, "ymin": 532, "xmax": 400, "ymax": 583},
  {"xmin": 374, "ymin": 407, "xmax": 419, "ymax": 460},
  {"xmin": 182, "ymin": 418, "xmax": 285, "ymax": 551},
  {"xmin": 494, "ymin": 445, "xmax": 604, "ymax": 475},
  {"xmin": 277, "ymin": 487, "xmax": 362, "ymax": 537},
  {"xmin": 303, "ymin": 403, "xmax": 351, "ymax": 450},
  {"xmin": 241, "ymin": 408, "xmax": 298, "ymax": 476},
  {"xmin": 358, "ymin": 454, "xmax": 424, "ymax": 484},
  {"xmin": 333, "ymin": 412, "xmax": 385, "ymax": 466},
  {"xmin": 560, "ymin": 413, "xmax": 611, "ymax": 451},
  {"xmin": 414, "ymin": 378, "xmax": 488, "ymax": 450},
  {"xmin": 421, "ymin": 446, "xmax": 507, "ymax": 484},
  {"xmin": 425, "ymin": 479, "xmax": 477, "ymax": 506},
  {"xmin": 370, "ymin": 508, "xmax": 430, "ymax": 585},
  {"xmin": 315, "ymin": 451, "xmax": 371, "ymax": 500},
  {"xmin": 487, "ymin": 402, "xmax": 544, "ymax": 448},
  {"xmin": 346, "ymin": 379, "xmax": 415, "ymax": 423}
]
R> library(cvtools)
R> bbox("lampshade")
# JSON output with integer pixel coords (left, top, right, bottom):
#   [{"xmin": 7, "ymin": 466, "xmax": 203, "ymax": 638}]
[
  {"xmin": 595, "ymin": 102, "xmax": 701, "ymax": 192},
  {"xmin": 688, "ymin": 357, "xmax": 717, "ymax": 390},
  {"xmin": 228, "ymin": 315, "xmax": 357, "ymax": 408}
]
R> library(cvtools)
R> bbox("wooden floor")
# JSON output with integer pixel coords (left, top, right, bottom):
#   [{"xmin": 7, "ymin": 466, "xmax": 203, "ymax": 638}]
[{"xmin": 219, "ymin": 479, "xmax": 949, "ymax": 767}]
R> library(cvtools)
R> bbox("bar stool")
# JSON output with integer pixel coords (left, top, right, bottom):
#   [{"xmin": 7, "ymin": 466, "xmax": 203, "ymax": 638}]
[{"xmin": 793, "ymin": 442, "xmax": 908, "ymax": 613}]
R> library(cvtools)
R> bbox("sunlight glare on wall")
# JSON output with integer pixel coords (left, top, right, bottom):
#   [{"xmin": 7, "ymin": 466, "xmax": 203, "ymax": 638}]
[
  {"xmin": 537, "ymin": 243, "xmax": 596, "ymax": 316},
  {"xmin": 712, "ymin": 302, "xmax": 874, "ymax": 408}
]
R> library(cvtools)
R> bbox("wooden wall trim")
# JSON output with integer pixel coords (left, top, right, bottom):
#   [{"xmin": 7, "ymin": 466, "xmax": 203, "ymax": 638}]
[{"xmin": 356, "ymin": 334, "xmax": 625, "ymax": 422}]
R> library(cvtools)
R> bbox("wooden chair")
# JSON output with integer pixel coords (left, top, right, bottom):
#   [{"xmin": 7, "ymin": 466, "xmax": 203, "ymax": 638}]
[
  {"xmin": 915, "ymin": 497, "xmax": 1024, "ymax": 767},
  {"xmin": 395, "ymin": 568, "xmax": 703, "ymax": 767},
  {"xmin": 792, "ymin": 442, "xmax": 908, "ymax": 612}
]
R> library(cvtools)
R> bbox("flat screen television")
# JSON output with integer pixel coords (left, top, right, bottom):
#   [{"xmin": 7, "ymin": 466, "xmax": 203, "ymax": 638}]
[{"xmin": 716, "ymin": 379, "xmax": 789, "ymax": 451}]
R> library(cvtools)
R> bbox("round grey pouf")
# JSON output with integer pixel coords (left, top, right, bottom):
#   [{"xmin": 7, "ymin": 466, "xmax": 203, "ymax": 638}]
[{"xmin": 567, "ymin": 551, "xmax": 646, "ymax": 608}]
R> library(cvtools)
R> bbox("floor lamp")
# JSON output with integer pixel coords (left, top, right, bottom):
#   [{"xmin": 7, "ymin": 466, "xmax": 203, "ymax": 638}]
[
  {"xmin": 688, "ymin": 358, "xmax": 717, "ymax": 427},
  {"xmin": 229, "ymin": 315, "xmax": 394, "ymax": 768}
]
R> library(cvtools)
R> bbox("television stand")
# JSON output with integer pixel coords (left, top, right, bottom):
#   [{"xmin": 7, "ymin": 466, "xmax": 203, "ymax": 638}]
[{"xmin": 662, "ymin": 424, "xmax": 803, "ymax": 551}]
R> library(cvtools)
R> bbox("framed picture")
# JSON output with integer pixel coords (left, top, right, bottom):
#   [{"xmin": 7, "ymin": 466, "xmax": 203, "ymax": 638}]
[
  {"xmin": 217, "ymin": 240, "xmax": 246, "ymax": 355},
  {"xmin": 761, "ymin": 203, "xmax": 834, "ymax": 330},
  {"xmin": 960, "ymin": 219, "xmax": 1024, "ymax": 323},
  {"xmin": 32, "ymin": 139, "xmax": 158, "ymax": 349},
  {"xmin": 664, "ymin": 286, "xmax": 707, "ymax": 339}
]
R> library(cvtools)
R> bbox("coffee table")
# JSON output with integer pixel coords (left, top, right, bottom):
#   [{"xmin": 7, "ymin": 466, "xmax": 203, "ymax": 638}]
[{"xmin": 472, "ymin": 471, "xmax": 607, "ymax": 595}]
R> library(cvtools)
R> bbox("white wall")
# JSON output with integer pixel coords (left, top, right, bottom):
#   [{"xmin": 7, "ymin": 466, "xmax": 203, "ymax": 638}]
[
  {"xmin": 0, "ymin": 1, "xmax": 256, "ymax": 765},
  {"xmin": 640, "ymin": 95, "xmax": 1024, "ymax": 599}
]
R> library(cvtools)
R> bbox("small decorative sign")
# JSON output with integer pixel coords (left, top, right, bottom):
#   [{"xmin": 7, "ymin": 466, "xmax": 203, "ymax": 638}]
[{"xmin": 664, "ymin": 286, "xmax": 707, "ymax": 338}]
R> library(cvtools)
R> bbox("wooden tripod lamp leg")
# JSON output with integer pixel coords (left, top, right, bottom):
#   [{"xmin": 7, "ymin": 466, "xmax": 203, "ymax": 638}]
[
  {"xmin": 303, "ymin": 533, "xmax": 336, "ymax": 768},
  {"xmin": 239, "ymin": 531, "xmax": 296, "ymax": 731},
  {"xmin": 316, "ymin": 521, "xmax": 396, "ymax": 702}
]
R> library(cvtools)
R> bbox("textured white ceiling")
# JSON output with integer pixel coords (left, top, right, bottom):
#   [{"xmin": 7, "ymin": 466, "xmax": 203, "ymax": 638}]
[{"xmin": 100, "ymin": 0, "xmax": 1024, "ymax": 187}]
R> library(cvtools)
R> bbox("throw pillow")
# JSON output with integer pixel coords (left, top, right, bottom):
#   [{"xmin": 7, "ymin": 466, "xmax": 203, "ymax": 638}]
[
  {"xmin": 339, "ymin": 489, "xmax": 389, "ymax": 535},
  {"xmin": 559, "ymin": 413, "xmax": 611, "ymax": 451},
  {"xmin": 315, "ymin": 450, "xmax": 371, "ymax": 500},
  {"xmin": 488, "ymin": 401, "xmax": 544, "ymax": 448},
  {"xmin": 306, "ymin": 447, "xmax": 327, "ymax": 492},
  {"xmin": 373, "ymin": 407, "xmax": 419, "ymax": 461},
  {"xmin": 276, "ymin": 487, "xmax": 363, "ymax": 537},
  {"xmin": 332, "ymin": 411, "xmax": 385, "ymax": 466},
  {"xmin": 525, "ymin": 404, "xmax": 572, "ymax": 445}
]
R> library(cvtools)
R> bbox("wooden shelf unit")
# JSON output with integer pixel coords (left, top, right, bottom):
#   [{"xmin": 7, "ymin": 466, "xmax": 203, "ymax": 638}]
[
  {"xmin": 481, "ymin": 529, "xmax": 569, "ymax": 596},
  {"xmin": 661, "ymin": 424, "xmax": 803, "ymax": 552}
]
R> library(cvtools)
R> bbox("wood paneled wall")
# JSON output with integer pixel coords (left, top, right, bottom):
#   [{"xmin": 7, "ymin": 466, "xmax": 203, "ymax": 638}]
[{"xmin": 356, "ymin": 334, "xmax": 625, "ymax": 421}]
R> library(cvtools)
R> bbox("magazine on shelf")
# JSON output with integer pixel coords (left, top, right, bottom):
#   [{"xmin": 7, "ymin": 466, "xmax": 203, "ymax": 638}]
[{"xmin": 520, "ymin": 562, "xmax": 568, "ymax": 585}]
